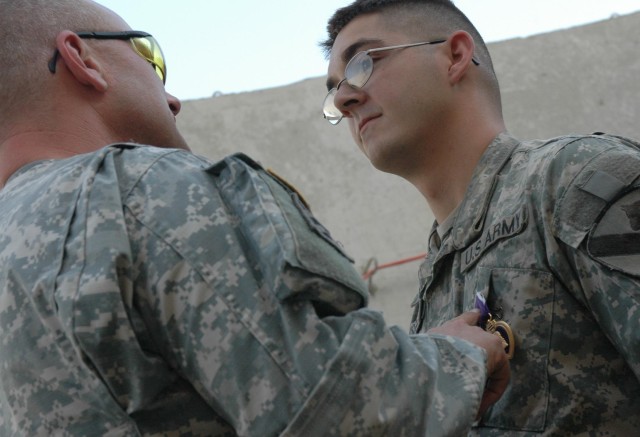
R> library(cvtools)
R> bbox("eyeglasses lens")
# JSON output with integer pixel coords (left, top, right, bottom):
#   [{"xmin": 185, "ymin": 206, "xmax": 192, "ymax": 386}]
[
  {"xmin": 345, "ymin": 52, "xmax": 373, "ymax": 88},
  {"xmin": 323, "ymin": 89, "xmax": 342, "ymax": 124},
  {"xmin": 323, "ymin": 52, "xmax": 374, "ymax": 124},
  {"xmin": 130, "ymin": 36, "xmax": 166, "ymax": 84}
]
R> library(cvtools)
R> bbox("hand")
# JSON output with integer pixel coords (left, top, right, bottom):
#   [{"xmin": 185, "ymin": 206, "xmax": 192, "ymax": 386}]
[{"xmin": 428, "ymin": 310, "xmax": 510, "ymax": 418}]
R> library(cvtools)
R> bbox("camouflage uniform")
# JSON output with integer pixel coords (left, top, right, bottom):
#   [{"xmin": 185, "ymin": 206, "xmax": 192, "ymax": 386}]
[
  {"xmin": 0, "ymin": 145, "xmax": 489, "ymax": 436},
  {"xmin": 411, "ymin": 132, "xmax": 640, "ymax": 435}
]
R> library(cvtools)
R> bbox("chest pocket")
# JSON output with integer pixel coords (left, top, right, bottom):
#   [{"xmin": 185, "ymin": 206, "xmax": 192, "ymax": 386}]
[{"xmin": 472, "ymin": 266, "xmax": 555, "ymax": 432}]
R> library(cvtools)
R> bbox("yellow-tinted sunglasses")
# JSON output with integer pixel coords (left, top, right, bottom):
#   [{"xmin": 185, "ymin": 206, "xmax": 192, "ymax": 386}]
[{"xmin": 48, "ymin": 30, "xmax": 167, "ymax": 84}]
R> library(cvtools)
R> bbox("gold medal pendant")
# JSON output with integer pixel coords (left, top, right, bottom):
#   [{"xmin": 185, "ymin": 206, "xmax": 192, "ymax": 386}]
[
  {"xmin": 474, "ymin": 292, "xmax": 515, "ymax": 360},
  {"xmin": 486, "ymin": 317, "xmax": 515, "ymax": 360}
]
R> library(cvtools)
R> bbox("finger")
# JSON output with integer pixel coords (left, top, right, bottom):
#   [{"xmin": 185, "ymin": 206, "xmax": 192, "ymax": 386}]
[{"xmin": 456, "ymin": 309, "xmax": 481, "ymax": 326}]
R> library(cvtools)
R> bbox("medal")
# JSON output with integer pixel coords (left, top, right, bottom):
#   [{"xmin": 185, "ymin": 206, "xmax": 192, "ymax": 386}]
[{"xmin": 475, "ymin": 292, "xmax": 515, "ymax": 360}]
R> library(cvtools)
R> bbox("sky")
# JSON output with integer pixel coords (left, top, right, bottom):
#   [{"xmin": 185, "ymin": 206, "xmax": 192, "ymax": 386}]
[{"xmin": 94, "ymin": 0, "xmax": 640, "ymax": 101}]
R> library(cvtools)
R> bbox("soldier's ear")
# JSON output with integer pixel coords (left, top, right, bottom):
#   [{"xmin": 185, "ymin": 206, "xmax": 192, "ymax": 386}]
[
  {"xmin": 446, "ymin": 30, "xmax": 476, "ymax": 85},
  {"xmin": 55, "ymin": 31, "xmax": 108, "ymax": 92}
]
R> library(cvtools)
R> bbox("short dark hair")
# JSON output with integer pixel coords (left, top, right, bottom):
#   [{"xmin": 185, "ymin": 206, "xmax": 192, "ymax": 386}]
[{"xmin": 322, "ymin": 0, "xmax": 488, "ymax": 62}]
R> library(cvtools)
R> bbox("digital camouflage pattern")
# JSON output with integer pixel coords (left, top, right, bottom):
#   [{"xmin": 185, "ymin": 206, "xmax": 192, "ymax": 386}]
[
  {"xmin": 411, "ymin": 132, "xmax": 640, "ymax": 435},
  {"xmin": 0, "ymin": 145, "xmax": 489, "ymax": 436}
]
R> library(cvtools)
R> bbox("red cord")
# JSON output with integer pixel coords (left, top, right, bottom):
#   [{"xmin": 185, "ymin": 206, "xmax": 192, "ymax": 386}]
[{"xmin": 362, "ymin": 253, "xmax": 427, "ymax": 281}]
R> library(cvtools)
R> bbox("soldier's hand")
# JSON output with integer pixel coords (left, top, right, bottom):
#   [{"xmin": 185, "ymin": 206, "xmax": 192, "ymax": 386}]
[{"xmin": 427, "ymin": 310, "xmax": 510, "ymax": 418}]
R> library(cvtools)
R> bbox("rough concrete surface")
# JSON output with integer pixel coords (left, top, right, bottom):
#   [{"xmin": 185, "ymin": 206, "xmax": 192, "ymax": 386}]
[{"xmin": 176, "ymin": 12, "xmax": 640, "ymax": 328}]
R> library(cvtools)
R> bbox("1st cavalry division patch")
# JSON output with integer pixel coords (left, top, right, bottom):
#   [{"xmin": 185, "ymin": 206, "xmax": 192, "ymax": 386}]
[{"xmin": 588, "ymin": 187, "xmax": 640, "ymax": 277}]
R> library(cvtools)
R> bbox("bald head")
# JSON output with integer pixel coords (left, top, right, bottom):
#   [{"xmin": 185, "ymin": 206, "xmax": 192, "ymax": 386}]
[
  {"xmin": 0, "ymin": 0, "xmax": 121, "ymax": 117},
  {"xmin": 0, "ymin": 0, "xmax": 188, "ymax": 186}
]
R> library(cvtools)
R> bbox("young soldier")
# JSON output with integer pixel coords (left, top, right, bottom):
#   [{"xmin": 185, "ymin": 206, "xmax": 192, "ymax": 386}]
[{"xmin": 323, "ymin": 0, "xmax": 640, "ymax": 434}]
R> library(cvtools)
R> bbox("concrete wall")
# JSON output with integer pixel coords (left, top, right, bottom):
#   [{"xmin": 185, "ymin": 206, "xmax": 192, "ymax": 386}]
[{"xmin": 176, "ymin": 12, "xmax": 640, "ymax": 329}]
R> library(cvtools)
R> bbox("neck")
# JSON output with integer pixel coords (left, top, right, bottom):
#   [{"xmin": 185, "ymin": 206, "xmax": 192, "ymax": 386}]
[
  {"xmin": 0, "ymin": 88, "xmax": 124, "ymax": 187},
  {"xmin": 0, "ymin": 128, "xmax": 111, "ymax": 188},
  {"xmin": 406, "ymin": 120, "xmax": 505, "ymax": 224}
]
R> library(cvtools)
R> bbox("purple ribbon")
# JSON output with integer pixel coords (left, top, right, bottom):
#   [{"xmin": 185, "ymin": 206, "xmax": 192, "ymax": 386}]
[{"xmin": 474, "ymin": 291, "xmax": 490, "ymax": 329}]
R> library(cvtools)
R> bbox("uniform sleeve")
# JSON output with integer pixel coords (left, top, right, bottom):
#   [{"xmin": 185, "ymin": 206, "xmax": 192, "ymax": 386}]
[
  {"xmin": 566, "ymin": 239, "xmax": 640, "ymax": 379},
  {"xmin": 551, "ymin": 135, "xmax": 640, "ymax": 380},
  {"xmin": 123, "ymin": 152, "xmax": 488, "ymax": 436}
]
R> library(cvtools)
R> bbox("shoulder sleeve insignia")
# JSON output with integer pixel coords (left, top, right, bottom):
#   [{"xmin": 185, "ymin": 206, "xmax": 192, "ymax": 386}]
[{"xmin": 587, "ymin": 187, "xmax": 640, "ymax": 276}]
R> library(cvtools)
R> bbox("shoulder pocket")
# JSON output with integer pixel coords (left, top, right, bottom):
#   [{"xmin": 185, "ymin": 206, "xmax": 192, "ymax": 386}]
[
  {"xmin": 210, "ymin": 155, "xmax": 368, "ymax": 313},
  {"xmin": 554, "ymin": 137, "xmax": 640, "ymax": 248}
]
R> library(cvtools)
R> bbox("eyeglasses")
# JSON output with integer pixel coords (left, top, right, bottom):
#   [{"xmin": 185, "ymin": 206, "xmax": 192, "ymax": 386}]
[
  {"xmin": 322, "ymin": 39, "xmax": 479, "ymax": 125},
  {"xmin": 48, "ymin": 31, "xmax": 167, "ymax": 84}
]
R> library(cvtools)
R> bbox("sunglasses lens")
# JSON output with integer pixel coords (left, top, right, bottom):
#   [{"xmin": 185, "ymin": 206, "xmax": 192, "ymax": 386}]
[
  {"xmin": 131, "ymin": 36, "xmax": 166, "ymax": 84},
  {"xmin": 345, "ymin": 52, "xmax": 373, "ymax": 88},
  {"xmin": 322, "ymin": 89, "xmax": 342, "ymax": 125}
]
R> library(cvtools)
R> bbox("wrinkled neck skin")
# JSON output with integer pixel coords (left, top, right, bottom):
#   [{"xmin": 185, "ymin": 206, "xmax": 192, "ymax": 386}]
[{"xmin": 0, "ymin": 110, "xmax": 119, "ymax": 188}]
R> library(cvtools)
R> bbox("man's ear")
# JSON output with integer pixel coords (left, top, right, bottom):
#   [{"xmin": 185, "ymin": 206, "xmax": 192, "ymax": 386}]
[
  {"xmin": 447, "ymin": 30, "xmax": 477, "ymax": 85},
  {"xmin": 55, "ymin": 30, "xmax": 108, "ymax": 92}
]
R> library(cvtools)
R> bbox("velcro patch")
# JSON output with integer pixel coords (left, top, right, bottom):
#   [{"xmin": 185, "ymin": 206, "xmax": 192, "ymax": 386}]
[{"xmin": 587, "ymin": 187, "xmax": 640, "ymax": 276}]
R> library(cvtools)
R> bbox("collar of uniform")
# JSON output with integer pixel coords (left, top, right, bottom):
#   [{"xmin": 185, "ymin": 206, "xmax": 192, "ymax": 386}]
[
  {"xmin": 437, "ymin": 204, "xmax": 459, "ymax": 241},
  {"xmin": 428, "ymin": 204, "xmax": 460, "ymax": 251},
  {"xmin": 450, "ymin": 131, "xmax": 520, "ymax": 249},
  {"xmin": 4, "ymin": 159, "xmax": 57, "ymax": 188}
]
